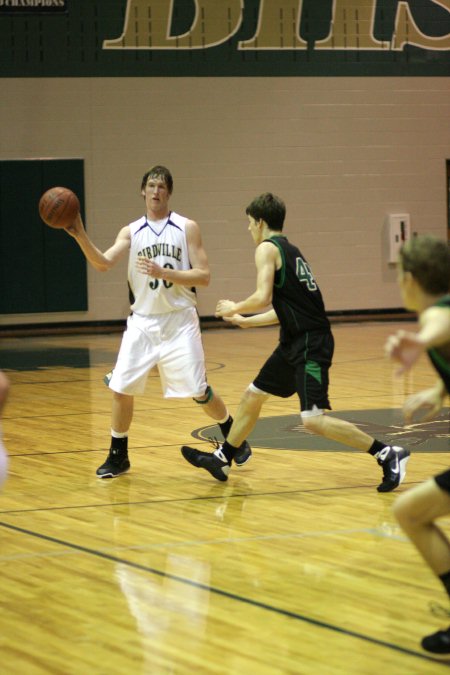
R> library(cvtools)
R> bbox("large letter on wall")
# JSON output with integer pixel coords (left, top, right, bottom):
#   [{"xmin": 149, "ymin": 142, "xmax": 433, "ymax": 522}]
[
  {"xmin": 392, "ymin": 0, "xmax": 450, "ymax": 50},
  {"xmin": 315, "ymin": 0, "xmax": 387, "ymax": 50},
  {"xmin": 239, "ymin": 0, "xmax": 307, "ymax": 49},
  {"xmin": 103, "ymin": 0, "xmax": 243, "ymax": 50}
]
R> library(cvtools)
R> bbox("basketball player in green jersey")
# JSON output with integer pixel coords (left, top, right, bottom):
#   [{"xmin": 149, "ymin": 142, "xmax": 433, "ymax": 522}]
[
  {"xmin": 181, "ymin": 192, "xmax": 409, "ymax": 492},
  {"xmin": 386, "ymin": 235, "xmax": 450, "ymax": 655}
]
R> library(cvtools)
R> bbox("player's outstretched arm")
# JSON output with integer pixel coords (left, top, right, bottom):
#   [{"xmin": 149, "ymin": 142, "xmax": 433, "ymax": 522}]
[{"xmin": 66, "ymin": 214, "xmax": 130, "ymax": 272}]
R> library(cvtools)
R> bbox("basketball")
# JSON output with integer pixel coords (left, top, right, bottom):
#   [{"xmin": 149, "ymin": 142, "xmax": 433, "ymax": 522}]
[{"xmin": 39, "ymin": 187, "xmax": 80, "ymax": 229}]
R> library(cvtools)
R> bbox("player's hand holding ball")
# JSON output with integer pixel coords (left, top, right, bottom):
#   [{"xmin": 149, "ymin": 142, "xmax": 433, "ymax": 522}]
[
  {"xmin": 39, "ymin": 186, "xmax": 80, "ymax": 230},
  {"xmin": 64, "ymin": 212, "xmax": 85, "ymax": 238}
]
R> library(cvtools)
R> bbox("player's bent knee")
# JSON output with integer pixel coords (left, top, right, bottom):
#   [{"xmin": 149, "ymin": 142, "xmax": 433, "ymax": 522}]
[
  {"xmin": 248, "ymin": 383, "xmax": 268, "ymax": 396},
  {"xmin": 244, "ymin": 384, "xmax": 269, "ymax": 410},
  {"xmin": 193, "ymin": 385, "xmax": 213, "ymax": 405},
  {"xmin": 392, "ymin": 493, "xmax": 411, "ymax": 528},
  {"xmin": 301, "ymin": 406, "xmax": 325, "ymax": 432},
  {"xmin": 393, "ymin": 484, "xmax": 435, "ymax": 530}
]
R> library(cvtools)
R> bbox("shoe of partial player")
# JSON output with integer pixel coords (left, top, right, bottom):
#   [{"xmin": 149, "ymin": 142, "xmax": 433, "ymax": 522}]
[
  {"xmin": 181, "ymin": 445, "xmax": 231, "ymax": 482},
  {"xmin": 96, "ymin": 448, "xmax": 130, "ymax": 478},
  {"xmin": 234, "ymin": 441, "xmax": 252, "ymax": 467},
  {"xmin": 376, "ymin": 445, "xmax": 410, "ymax": 492},
  {"xmin": 421, "ymin": 626, "xmax": 450, "ymax": 655}
]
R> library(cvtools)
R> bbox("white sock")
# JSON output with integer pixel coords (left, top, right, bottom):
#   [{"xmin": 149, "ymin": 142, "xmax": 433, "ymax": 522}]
[{"xmin": 111, "ymin": 429, "xmax": 128, "ymax": 439}]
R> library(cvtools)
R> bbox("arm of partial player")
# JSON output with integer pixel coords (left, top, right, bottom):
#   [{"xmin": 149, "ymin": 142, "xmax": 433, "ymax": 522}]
[
  {"xmin": 385, "ymin": 306, "xmax": 450, "ymax": 373},
  {"xmin": 66, "ymin": 214, "xmax": 130, "ymax": 271}
]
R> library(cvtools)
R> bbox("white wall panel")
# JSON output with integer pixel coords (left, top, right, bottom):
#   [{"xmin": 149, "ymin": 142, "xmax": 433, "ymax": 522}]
[{"xmin": 1, "ymin": 76, "xmax": 448, "ymax": 326}]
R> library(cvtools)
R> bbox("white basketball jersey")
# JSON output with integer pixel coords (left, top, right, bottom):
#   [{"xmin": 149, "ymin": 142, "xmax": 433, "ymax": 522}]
[{"xmin": 128, "ymin": 211, "xmax": 197, "ymax": 315}]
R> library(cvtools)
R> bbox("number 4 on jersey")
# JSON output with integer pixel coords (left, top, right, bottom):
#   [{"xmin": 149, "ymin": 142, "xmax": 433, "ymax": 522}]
[{"xmin": 296, "ymin": 258, "xmax": 317, "ymax": 291}]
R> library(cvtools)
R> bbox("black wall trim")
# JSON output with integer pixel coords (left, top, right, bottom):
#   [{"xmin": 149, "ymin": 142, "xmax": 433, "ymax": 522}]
[{"xmin": 0, "ymin": 309, "xmax": 415, "ymax": 337}]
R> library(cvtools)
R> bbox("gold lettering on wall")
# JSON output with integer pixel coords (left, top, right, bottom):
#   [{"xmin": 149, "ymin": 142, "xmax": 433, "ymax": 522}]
[
  {"xmin": 103, "ymin": 0, "xmax": 243, "ymax": 49},
  {"xmin": 315, "ymin": 0, "xmax": 387, "ymax": 50},
  {"xmin": 392, "ymin": 0, "xmax": 450, "ymax": 50},
  {"xmin": 239, "ymin": 0, "xmax": 307, "ymax": 49},
  {"xmin": 102, "ymin": 0, "xmax": 450, "ymax": 52}
]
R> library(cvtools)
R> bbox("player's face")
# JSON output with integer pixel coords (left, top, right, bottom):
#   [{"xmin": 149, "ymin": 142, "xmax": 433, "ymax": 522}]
[
  {"xmin": 142, "ymin": 176, "xmax": 171, "ymax": 216},
  {"xmin": 248, "ymin": 215, "xmax": 262, "ymax": 245},
  {"xmin": 397, "ymin": 266, "xmax": 417, "ymax": 311}
]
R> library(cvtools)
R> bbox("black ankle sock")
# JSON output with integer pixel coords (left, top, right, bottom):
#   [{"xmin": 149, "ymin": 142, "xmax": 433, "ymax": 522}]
[
  {"xmin": 220, "ymin": 440, "xmax": 238, "ymax": 463},
  {"xmin": 219, "ymin": 415, "xmax": 233, "ymax": 439},
  {"xmin": 439, "ymin": 570, "xmax": 450, "ymax": 597},
  {"xmin": 111, "ymin": 436, "xmax": 128, "ymax": 454},
  {"xmin": 368, "ymin": 439, "xmax": 386, "ymax": 457}
]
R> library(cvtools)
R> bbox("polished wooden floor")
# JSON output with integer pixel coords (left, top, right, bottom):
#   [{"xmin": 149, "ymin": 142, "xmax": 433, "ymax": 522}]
[{"xmin": 0, "ymin": 322, "xmax": 449, "ymax": 674}]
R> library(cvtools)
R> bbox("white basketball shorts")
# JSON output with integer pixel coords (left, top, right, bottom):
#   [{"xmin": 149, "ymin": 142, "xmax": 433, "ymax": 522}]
[{"xmin": 108, "ymin": 307, "xmax": 208, "ymax": 398}]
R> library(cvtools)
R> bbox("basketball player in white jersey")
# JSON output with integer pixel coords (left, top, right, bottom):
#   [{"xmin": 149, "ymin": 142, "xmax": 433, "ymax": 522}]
[
  {"xmin": 66, "ymin": 165, "xmax": 250, "ymax": 477},
  {"xmin": 0, "ymin": 371, "xmax": 9, "ymax": 488}
]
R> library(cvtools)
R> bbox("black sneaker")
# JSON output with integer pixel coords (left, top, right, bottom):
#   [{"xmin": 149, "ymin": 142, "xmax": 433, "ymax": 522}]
[
  {"xmin": 234, "ymin": 441, "xmax": 252, "ymax": 467},
  {"xmin": 96, "ymin": 448, "xmax": 130, "ymax": 478},
  {"xmin": 421, "ymin": 626, "xmax": 450, "ymax": 654},
  {"xmin": 376, "ymin": 445, "xmax": 410, "ymax": 492},
  {"xmin": 181, "ymin": 445, "xmax": 231, "ymax": 482}
]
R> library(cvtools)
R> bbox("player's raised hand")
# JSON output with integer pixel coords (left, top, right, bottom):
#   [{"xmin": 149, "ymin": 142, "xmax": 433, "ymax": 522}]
[
  {"xmin": 385, "ymin": 330, "xmax": 425, "ymax": 375},
  {"xmin": 65, "ymin": 212, "xmax": 85, "ymax": 237}
]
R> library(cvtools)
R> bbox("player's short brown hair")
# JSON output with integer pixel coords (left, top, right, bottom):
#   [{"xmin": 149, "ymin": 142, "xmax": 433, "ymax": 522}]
[
  {"xmin": 400, "ymin": 235, "xmax": 450, "ymax": 295},
  {"xmin": 141, "ymin": 165, "xmax": 173, "ymax": 194}
]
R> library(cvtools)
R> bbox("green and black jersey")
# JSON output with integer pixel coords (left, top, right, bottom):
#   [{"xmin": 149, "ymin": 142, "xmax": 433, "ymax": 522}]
[
  {"xmin": 427, "ymin": 295, "xmax": 450, "ymax": 394},
  {"xmin": 266, "ymin": 235, "xmax": 330, "ymax": 342}
]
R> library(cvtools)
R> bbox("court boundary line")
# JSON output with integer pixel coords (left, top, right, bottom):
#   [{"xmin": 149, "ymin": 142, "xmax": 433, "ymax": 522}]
[
  {"xmin": 0, "ymin": 519, "xmax": 447, "ymax": 667},
  {"xmin": 0, "ymin": 481, "xmax": 424, "ymax": 515}
]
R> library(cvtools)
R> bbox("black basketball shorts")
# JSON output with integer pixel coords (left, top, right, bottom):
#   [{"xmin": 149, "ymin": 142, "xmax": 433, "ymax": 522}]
[{"xmin": 252, "ymin": 330, "xmax": 334, "ymax": 412}]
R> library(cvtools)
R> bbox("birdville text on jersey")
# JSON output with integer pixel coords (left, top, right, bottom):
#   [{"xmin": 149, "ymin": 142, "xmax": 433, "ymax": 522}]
[{"xmin": 102, "ymin": 0, "xmax": 450, "ymax": 53}]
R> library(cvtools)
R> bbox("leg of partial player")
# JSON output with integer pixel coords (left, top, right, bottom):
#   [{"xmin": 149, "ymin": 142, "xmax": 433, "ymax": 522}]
[{"xmin": 394, "ymin": 479, "xmax": 450, "ymax": 655}]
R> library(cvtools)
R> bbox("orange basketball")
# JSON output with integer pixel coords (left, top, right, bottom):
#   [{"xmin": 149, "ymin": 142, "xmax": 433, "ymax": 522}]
[{"xmin": 39, "ymin": 187, "xmax": 80, "ymax": 229}]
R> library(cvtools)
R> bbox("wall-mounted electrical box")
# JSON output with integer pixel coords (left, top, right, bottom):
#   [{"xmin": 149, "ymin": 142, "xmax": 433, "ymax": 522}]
[{"xmin": 387, "ymin": 213, "xmax": 411, "ymax": 263}]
